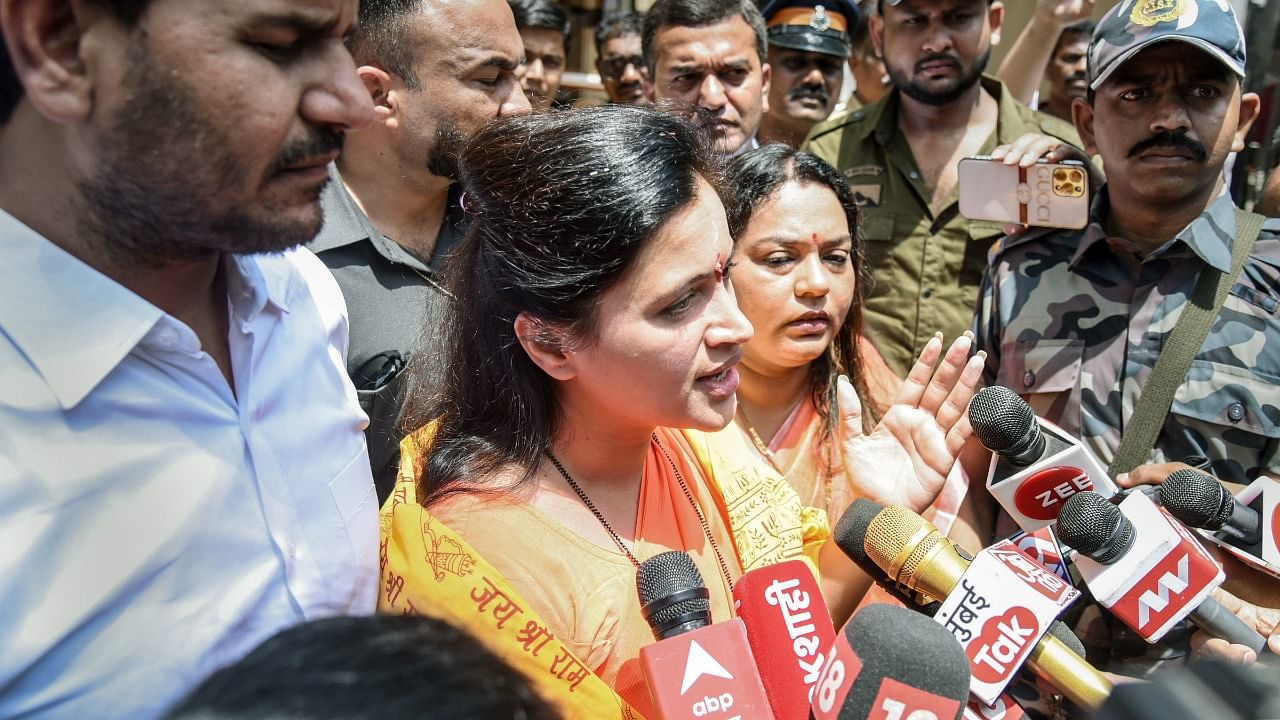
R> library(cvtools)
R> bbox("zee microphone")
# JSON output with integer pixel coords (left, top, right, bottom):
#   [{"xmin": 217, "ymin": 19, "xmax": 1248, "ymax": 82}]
[
  {"xmin": 809, "ymin": 603, "xmax": 970, "ymax": 720},
  {"xmin": 636, "ymin": 551, "xmax": 771, "ymax": 720},
  {"xmin": 1160, "ymin": 469, "xmax": 1262, "ymax": 547},
  {"xmin": 733, "ymin": 559, "xmax": 837, "ymax": 720},
  {"xmin": 967, "ymin": 386, "xmax": 1117, "ymax": 531},
  {"xmin": 1057, "ymin": 492, "xmax": 1267, "ymax": 654},
  {"xmin": 832, "ymin": 500, "xmax": 1113, "ymax": 711}
]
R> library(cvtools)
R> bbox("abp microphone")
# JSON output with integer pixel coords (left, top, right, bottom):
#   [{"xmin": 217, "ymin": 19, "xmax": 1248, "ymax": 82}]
[
  {"xmin": 809, "ymin": 603, "xmax": 970, "ymax": 720},
  {"xmin": 637, "ymin": 551, "xmax": 771, "ymax": 720},
  {"xmin": 1056, "ymin": 491, "xmax": 1267, "ymax": 653},
  {"xmin": 733, "ymin": 559, "xmax": 837, "ymax": 720},
  {"xmin": 832, "ymin": 499, "xmax": 1113, "ymax": 711},
  {"xmin": 968, "ymin": 386, "xmax": 1118, "ymax": 531}
]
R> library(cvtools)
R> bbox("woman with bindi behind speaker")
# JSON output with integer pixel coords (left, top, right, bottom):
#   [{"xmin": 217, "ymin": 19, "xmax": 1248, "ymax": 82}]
[{"xmin": 378, "ymin": 105, "xmax": 981, "ymax": 718}]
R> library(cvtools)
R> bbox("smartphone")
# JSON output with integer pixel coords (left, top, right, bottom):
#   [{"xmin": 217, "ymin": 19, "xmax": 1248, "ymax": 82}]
[{"xmin": 958, "ymin": 156, "xmax": 1090, "ymax": 230}]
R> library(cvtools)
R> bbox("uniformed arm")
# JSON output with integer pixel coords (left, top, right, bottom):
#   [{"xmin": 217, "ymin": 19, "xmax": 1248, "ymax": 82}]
[{"xmin": 995, "ymin": 0, "xmax": 1095, "ymax": 105}]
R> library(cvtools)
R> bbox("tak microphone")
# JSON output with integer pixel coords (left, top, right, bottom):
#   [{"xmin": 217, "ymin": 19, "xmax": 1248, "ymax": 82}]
[
  {"xmin": 809, "ymin": 604, "xmax": 970, "ymax": 720},
  {"xmin": 968, "ymin": 386, "xmax": 1118, "ymax": 531},
  {"xmin": 637, "ymin": 551, "xmax": 770, "ymax": 720},
  {"xmin": 733, "ymin": 559, "xmax": 836, "ymax": 720},
  {"xmin": 1056, "ymin": 491, "xmax": 1267, "ymax": 654},
  {"xmin": 833, "ymin": 499, "xmax": 1113, "ymax": 711}
]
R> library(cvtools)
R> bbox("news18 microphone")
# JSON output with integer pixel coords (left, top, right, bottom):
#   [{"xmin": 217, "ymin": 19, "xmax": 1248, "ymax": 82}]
[
  {"xmin": 808, "ymin": 604, "xmax": 970, "ymax": 720},
  {"xmin": 967, "ymin": 386, "xmax": 1118, "ymax": 531},
  {"xmin": 733, "ymin": 559, "xmax": 837, "ymax": 719},
  {"xmin": 832, "ymin": 500, "xmax": 1113, "ymax": 711},
  {"xmin": 1056, "ymin": 492, "xmax": 1268, "ymax": 654},
  {"xmin": 636, "ymin": 551, "xmax": 771, "ymax": 720}
]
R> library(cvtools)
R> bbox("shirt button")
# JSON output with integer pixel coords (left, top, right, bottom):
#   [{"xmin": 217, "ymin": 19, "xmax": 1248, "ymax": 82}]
[
  {"xmin": 157, "ymin": 328, "xmax": 179, "ymax": 349},
  {"xmin": 1227, "ymin": 403, "xmax": 1245, "ymax": 422},
  {"xmin": 922, "ymin": 288, "xmax": 935, "ymax": 299},
  {"xmin": 910, "ymin": 170, "xmax": 920, "ymax": 180},
  {"xmin": 1023, "ymin": 370, "xmax": 1036, "ymax": 387}
]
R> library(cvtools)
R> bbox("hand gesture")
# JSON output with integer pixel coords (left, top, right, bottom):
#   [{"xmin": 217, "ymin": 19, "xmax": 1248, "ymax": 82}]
[
  {"xmin": 1034, "ymin": 0, "xmax": 1095, "ymax": 28},
  {"xmin": 839, "ymin": 333, "xmax": 984, "ymax": 513},
  {"xmin": 1189, "ymin": 588, "xmax": 1280, "ymax": 664}
]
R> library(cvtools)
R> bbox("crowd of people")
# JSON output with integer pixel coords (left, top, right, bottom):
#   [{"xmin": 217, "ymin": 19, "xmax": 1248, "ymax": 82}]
[{"xmin": 1, "ymin": 0, "xmax": 1279, "ymax": 718}]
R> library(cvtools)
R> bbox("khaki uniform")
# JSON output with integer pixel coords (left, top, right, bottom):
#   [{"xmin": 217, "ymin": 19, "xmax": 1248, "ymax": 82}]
[{"xmin": 803, "ymin": 76, "xmax": 1081, "ymax": 377}]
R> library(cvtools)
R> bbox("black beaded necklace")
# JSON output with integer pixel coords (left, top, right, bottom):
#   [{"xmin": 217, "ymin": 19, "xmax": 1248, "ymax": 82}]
[{"xmin": 543, "ymin": 432, "xmax": 736, "ymax": 591}]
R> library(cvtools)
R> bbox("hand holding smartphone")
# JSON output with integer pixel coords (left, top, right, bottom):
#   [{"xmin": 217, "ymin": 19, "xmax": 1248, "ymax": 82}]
[{"xmin": 958, "ymin": 156, "xmax": 1090, "ymax": 230}]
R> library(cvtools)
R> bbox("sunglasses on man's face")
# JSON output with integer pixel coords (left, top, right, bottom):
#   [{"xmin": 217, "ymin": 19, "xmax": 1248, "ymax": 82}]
[{"xmin": 600, "ymin": 55, "xmax": 647, "ymax": 79}]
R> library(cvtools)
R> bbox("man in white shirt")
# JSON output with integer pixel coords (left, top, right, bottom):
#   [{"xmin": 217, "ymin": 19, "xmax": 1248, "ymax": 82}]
[{"xmin": 0, "ymin": 0, "xmax": 379, "ymax": 717}]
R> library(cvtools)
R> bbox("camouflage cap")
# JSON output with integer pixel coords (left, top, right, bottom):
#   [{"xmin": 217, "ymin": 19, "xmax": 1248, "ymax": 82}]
[{"xmin": 1089, "ymin": 0, "xmax": 1246, "ymax": 90}]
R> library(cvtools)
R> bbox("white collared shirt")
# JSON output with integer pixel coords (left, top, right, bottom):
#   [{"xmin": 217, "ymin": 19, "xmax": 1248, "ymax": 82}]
[{"xmin": 0, "ymin": 210, "xmax": 378, "ymax": 718}]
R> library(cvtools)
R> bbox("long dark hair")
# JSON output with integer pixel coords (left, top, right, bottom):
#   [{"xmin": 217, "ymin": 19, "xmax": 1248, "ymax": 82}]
[
  {"xmin": 405, "ymin": 105, "xmax": 719, "ymax": 505},
  {"xmin": 721, "ymin": 143, "xmax": 881, "ymax": 431}
]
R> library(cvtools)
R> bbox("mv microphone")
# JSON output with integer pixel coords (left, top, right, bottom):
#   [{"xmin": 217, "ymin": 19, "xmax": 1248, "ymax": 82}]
[
  {"xmin": 833, "ymin": 500, "xmax": 1113, "ymax": 711},
  {"xmin": 967, "ymin": 386, "xmax": 1117, "ymax": 532},
  {"xmin": 1161, "ymin": 469, "xmax": 1261, "ymax": 546},
  {"xmin": 809, "ymin": 603, "xmax": 970, "ymax": 720},
  {"xmin": 1057, "ymin": 492, "xmax": 1267, "ymax": 654},
  {"xmin": 636, "ymin": 551, "xmax": 771, "ymax": 720},
  {"xmin": 733, "ymin": 559, "xmax": 837, "ymax": 720}
]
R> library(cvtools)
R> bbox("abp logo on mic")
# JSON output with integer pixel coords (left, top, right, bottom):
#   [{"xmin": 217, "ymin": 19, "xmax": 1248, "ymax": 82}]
[{"xmin": 1013, "ymin": 467, "xmax": 1093, "ymax": 521}]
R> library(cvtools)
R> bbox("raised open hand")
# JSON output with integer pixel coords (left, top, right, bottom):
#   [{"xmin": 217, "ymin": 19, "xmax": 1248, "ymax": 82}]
[
  {"xmin": 839, "ymin": 333, "xmax": 984, "ymax": 513},
  {"xmin": 1034, "ymin": 0, "xmax": 1094, "ymax": 27}
]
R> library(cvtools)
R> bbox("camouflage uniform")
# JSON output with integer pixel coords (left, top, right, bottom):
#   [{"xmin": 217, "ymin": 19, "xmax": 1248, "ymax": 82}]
[
  {"xmin": 803, "ymin": 76, "xmax": 1081, "ymax": 378},
  {"xmin": 974, "ymin": 189, "xmax": 1280, "ymax": 675}
]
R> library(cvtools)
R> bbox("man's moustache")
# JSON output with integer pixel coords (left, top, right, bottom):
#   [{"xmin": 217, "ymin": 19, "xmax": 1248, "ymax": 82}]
[
  {"xmin": 789, "ymin": 86, "xmax": 830, "ymax": 103},
  {"xmin": 1127, "ymin": 131, "xmax": 1208, "ymax": 160}
]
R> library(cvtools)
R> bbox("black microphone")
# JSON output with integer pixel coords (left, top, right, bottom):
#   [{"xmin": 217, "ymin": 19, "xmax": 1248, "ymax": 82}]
[
  {"xmin": 636, "ymin": 552, "xmax": 772, "ymax": 719},
  {"xmin": 1057, "ymin": 492, "xmax": 1267, "ymax": 654},
  {"xmin": 968, "ymin": 385, "xmax": 1057, "ymax": 466},
  {"xmin": 808, "ymin": 604, "xmax": 970, "ymax": 720},
  {"xmin": 966, "ymin": 386, "xmax": 1116, "ymax": 530},
  {"xmin": 1095, "ymin": 658, "xmax": 1280, "ymax": 720},
  {"xmin": 1160, "ymin": 469, "xmax": 1262, "ymax": 546}
]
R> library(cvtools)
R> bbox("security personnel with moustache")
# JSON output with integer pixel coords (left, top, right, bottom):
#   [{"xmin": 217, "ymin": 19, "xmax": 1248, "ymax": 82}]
[
  {"xmin": 803, "ymin": 0, "xmax": 1080, "ymax": 380},
  {"xmin": 757, "ymin": 0, "xmax": 860, "ymax": 148}
]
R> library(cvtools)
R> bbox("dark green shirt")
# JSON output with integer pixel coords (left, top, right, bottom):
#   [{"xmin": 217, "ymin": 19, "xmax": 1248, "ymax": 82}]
[{"xmin": 804, "ymin": 77, "xmax": 1082, "ymax": 377}]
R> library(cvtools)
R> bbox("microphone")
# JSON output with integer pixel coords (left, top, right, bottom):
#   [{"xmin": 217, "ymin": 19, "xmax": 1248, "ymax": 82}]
[
  {"xmin": 1095, "ymin": 658, "xmax": 1280, "ymax": 720},
  {"xmin": 1161, "ymin": 468, "xmax": 1261, "ymax": 546},
  {"xmin": 732, "ymin": 559, "xmax": 837, "ymax": 719},
  {"xmin": 833, "ymin": 499, "xmax": 1113, "ymax": 711},
  {"xmin": 967, "ymin": 386, "xmax": 1118, "ymax": 532},
  {"xmin": 809, "ymin": 603, "xmax": 970, "ymax": 720},
  {"xmin": 636, "ymin": 551, "xmax": 771, "ymax": 720},
  {"xmin": 1056, "ymin": 492, "xmax": 1268, "ymax": 654}
]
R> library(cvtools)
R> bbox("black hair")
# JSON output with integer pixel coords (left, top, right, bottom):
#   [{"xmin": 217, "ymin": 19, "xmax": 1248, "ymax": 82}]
[
  {"xmin": 1053, "ymin": 19, "xmax": 1096, "ymax": 55},
  {"xmin": 509, "ymin": 0, "xmax": 572, "ymax": 43},
  {"xmin": 876, "ymin": 0, "xmax": 993, "ymax": 15},
  {"xmin": 642, "ymin": 0, "xmax": 767, "ymax": 73},
  {"xmin": 595, "ymin": 12, "xmax": 646, "ymax": 54},
  {"xmin": 722, "ymin": 143, "xmax": 881, "ymax": 430},
  {"xmin": 346, "ymin": 0, "xmax": 427, "ymax": 90},
  {"xmin": 0, "ymin": 0, "xmax": 151, "ymax": 125},
  {"xmin": 408, "ymin": 105, "xmax": 720, "ymax": 505},
  {"xmin": 165, "ymin": 615, "xmax": 560, "ymax": 720},
  {"xmin": 850, "ymin": 0, "xmax": 875, "ymax": 51}
]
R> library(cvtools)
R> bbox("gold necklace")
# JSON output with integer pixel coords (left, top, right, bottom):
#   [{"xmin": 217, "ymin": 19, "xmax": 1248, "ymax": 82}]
[
  {"xmin": 544, "ymin": 433, "xmax": 736, "ymax": 591},
  {"xmin": 737, "ymin": 400, "xmax": 834, "ymax": 511}
]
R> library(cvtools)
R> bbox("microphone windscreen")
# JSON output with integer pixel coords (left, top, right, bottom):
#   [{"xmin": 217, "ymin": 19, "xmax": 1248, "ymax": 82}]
[
  {"xmin": 1046, "ymin": 619, "xmax": 1086, "ymax": 658},
  {"xmin": 636, "ymin": 551, "xmax": 711, "ymax": 639},
  {"xmin": 834, "ymin": 604, "xmax": 970, "ymax": 720},
  {"xmin": 1057, "ymin": 492, "xmax": 1134, "ymax": 564},
  {"xmin": 832, "ymin": 498, "xmax": 885, "ymax": 568},
  {"xmin": 1161, "ymin": 469, "xmax": 1232, "ymax": 529},
  {"xmin": 968, "ymin": 386, "xmax": 1037, "ymax": 456}
]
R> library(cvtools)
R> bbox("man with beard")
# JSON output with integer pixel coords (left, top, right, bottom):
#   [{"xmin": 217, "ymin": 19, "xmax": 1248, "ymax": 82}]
[
  {"xmin": 510, "ymin": 0, "xmax": 571, "ymax": 111},
  {"xmin": 595, "ymin": 13, "xmax": 649, "ymax": 105},
  {"xmin": 643, "ymin": 0, "xmax": 772, "ymax": 156},
  {"xmin": 1039, "ymin": 20, "xmax": 1092, "ymax": 121},
  {"xmin": 757, "ymin": 0, "xmax": 859, "ymax": 148},
  {"xmin": 804, "ymin": 0, "xmax": 1080, "ymax": 378},
  {"xmin": 0, "ymin": 0, "xmax": 378, "ymax": 717},
  {"xmin": 974, "ymin": 0, "xmax": 1275, "ymax": 678},
  {"xmin": 312, "ymin": 0, "xmax": 530, "ymax": 500}
]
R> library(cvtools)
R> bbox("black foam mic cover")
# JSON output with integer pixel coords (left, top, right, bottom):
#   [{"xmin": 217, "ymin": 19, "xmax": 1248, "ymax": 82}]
[
  {"xmin": 823, "ymin": 604, "xmax": 970, "ymax": 720},
  {"xmin": 636, "ymin": 551, "xmax": 711, "ymax": 640},
  {"xmin": 1161, "ymin": 469, "xmax": 1261, "ymax": 545}
]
